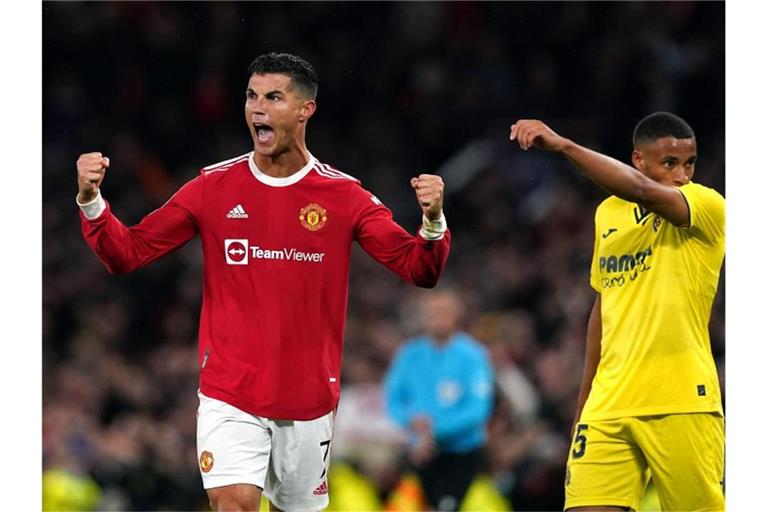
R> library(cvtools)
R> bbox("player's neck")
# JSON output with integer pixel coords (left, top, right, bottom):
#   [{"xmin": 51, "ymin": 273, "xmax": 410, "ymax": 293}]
[
  {"xmin": 252, "ymin": 147, "xmax": 311, "ymax": 178},
  {"xmin": 430, "ymin": 332, "xmax": 454, "ymax": 346}
]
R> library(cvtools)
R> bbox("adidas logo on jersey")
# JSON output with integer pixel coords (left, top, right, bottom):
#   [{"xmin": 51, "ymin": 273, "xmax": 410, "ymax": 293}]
[
  {"xmin": 227, "ymin": 204, "xmax": 248, "ymax": 219},
  {"xmin": 313, "ymin": 481, "xmax": 328, "ymax": 496}
]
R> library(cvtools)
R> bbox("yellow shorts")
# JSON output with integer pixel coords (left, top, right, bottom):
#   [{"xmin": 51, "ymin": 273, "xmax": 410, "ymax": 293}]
[{"xmin": 564, "ymin": 412, "xmax": 724, "ymax": 511}]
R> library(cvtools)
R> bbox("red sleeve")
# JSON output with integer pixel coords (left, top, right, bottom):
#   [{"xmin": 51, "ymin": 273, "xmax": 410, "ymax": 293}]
[
  {"xmin": 352, "ymin": 185, "xmax": 450, "ymax": 288},
  {"xmin": 80, "ymin": 175, "xmax": 203, "ymax": 274}
]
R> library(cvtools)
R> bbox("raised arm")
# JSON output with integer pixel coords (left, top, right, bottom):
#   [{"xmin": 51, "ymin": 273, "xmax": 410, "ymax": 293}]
[
  {"xmin": 353, "ymin": 175, "xmax": 450, "ymax": 288},
  {"xmin": 76, "ymin": 153, "xmax": 201, "ymax": 274},
  {"xmin": 510, "ymin": 120, "xmax": 690, "ymax": 226}
]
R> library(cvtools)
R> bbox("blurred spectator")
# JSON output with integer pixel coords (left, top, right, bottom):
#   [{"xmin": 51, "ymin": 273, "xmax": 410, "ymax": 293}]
[{"xmin": 384, "ymin": 288, "xmax": 495, "ymax": 511}]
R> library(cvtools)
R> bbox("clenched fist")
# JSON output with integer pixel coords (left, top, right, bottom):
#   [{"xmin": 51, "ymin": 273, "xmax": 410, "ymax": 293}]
[
  {"xmin": 77, "ymin": 152, "xmax": 110, "ymax": 203},
  {"xmin": 410, "ymin": 174, "xmax": 444, "ymax": 221}
]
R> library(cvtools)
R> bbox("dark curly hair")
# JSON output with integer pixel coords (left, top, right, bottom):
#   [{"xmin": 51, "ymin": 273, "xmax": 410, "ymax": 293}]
[{"xmin": 633, "ymin": 111, "xmax": 695, "ymax": 148}]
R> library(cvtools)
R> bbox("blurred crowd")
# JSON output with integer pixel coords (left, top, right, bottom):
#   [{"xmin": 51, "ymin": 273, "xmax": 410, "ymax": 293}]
[{"xmin": 43, "ymin": 2, "xmax": 724, "ymax": 511}]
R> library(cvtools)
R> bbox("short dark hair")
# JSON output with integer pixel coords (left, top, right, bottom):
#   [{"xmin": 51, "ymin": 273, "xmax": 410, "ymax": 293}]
[
  {"xmin": 247, "ymin": 52, "xmax": 318, "ymax": 99},
  {"xmin": 633, "ymin": 111, "xmax": 695, "ymax": 147}
]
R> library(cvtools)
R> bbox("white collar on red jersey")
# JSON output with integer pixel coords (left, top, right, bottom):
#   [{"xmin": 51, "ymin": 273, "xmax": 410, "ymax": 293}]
[{"xmin": 248, "ymin": 152, "xmax": 316, "ymax": 187}]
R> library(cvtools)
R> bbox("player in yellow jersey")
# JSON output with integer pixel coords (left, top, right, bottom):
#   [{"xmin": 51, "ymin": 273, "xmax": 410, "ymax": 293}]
[{"xmin": 510, "ymin": 112, "xmax": 724, "ymax": 511}]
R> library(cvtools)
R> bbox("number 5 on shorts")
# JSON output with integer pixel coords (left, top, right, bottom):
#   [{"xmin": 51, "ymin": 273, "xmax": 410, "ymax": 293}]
[{"xmin": 572, "ymin": 424, "xmax": 588, "ymax": 459}]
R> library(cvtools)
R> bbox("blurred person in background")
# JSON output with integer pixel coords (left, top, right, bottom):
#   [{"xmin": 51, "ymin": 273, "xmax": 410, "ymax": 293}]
[
  {"xmin": 75, "ymin": 52, "xmax": 450, "ymax": 511},
  {"xmin": 510, "ymin": 113, "xmax": 724, "ymax": 511},
  {"xmin": 384, "ymin": 288, "xmax": 495, "ymax": 511}
]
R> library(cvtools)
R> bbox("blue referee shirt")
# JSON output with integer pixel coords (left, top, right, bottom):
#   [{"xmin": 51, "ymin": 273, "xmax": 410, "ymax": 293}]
[{"xmin": 384, "ymin": 332, "xmax": 495, "ymax": 453}]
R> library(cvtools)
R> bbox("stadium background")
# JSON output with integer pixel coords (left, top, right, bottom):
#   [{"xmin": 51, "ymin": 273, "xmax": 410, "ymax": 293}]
[{"xmin": 42, "ymin": 2, "xmax": 724, "ymax": 510}]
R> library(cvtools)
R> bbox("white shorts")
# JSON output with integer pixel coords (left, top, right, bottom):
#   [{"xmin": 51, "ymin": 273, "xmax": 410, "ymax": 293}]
[{"xmin": 196, "ymin": 391, "xmax": 334, "ymax": 511}]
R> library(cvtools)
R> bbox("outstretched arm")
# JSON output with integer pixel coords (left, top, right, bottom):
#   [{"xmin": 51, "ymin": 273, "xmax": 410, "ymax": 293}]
[{"xmin": 510, "ymin": 120, "xmax": 690, "ymax": 226}]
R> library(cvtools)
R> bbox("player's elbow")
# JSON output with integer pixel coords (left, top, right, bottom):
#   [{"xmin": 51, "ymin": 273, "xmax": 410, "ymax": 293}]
[
  {"xmin": 105, "ymin": 263, "xmax": 129, "ymax": 275},
  {"xmin": 634, "ymin": 183, "xmax": 652, "ymax": 204},
  {"xmin": 633, "ymin": 173, "xmax": 665, "ymax": 204},
  {"xmin": 104, "ymin": 258, "xmax": 138, "ymax": 275},
  {"xmin": 610, "ymin": 169, "xmax": 649, "ymax": 204},
  {"xmin": 413, "ymin": 273, "xmax": 439, "ymax": 288}
]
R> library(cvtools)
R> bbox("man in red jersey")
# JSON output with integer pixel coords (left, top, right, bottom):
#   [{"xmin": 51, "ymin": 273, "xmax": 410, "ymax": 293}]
[{"xmin": 76, "ymin": 53, "xmax": 450, "ymax": 511}]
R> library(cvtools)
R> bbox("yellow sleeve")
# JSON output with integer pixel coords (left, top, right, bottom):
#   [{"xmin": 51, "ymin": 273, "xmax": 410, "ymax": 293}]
[
  {"xmin": 590, "ymin": 208, "xmax": 602, "ymax": 292},
  {"xmin": 679, "ymin": 183, "xmax": 725, "ymax": 245}
]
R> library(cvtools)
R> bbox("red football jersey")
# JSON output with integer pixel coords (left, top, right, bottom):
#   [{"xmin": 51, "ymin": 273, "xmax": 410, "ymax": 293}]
[{"xmin": 80, "ymin": 153, "xmax": 451, "ymax": 419}]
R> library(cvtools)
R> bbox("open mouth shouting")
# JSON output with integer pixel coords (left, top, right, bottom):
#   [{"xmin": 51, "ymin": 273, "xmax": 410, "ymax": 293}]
[{"xmin": 253, "ymin": 122, "xmax": 276, "ymax": 145}]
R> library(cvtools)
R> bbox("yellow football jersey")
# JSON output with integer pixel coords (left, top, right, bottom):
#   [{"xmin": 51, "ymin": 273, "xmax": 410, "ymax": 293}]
[{"xmin": 580, "ymin": 182, "xmax": 725, "ymax": 421}]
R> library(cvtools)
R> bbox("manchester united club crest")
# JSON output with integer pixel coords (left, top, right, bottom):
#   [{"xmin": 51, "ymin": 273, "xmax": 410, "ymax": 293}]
[
  {"xmin": 200, "ymin": 451, "xmax": 214, "ymax": 473},
  {"xmin": 299, "ymin": 203, "xmax": 328, "ymax": 231}
]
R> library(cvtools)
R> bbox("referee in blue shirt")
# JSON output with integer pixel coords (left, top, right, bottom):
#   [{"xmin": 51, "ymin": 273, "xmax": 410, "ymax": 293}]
[{"xmin": 384, "ymin": 288, "xmax": 495, "ymax": 511}]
